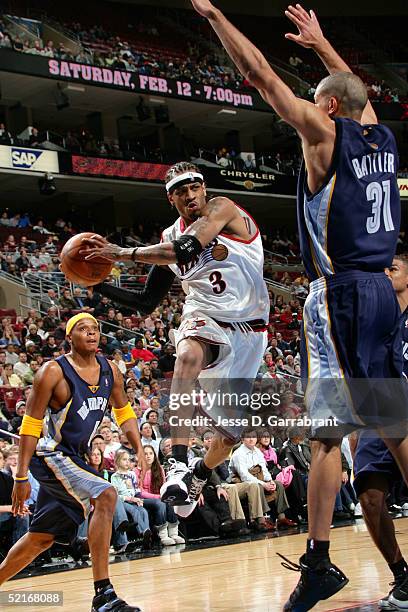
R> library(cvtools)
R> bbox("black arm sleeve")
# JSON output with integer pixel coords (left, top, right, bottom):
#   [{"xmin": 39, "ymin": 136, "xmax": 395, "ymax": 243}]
[{"xmin": 94, "ymin": 265, "xmax": 176, "ymax": 314}]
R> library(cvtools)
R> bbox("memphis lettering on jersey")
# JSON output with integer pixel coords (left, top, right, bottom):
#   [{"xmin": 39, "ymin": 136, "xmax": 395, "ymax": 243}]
[
  {"xmin": 78, "ymin": 396, "xmax": 108, "ymax": 421},
  {"xmin": 352, "ymin": 151, "xmax": 395, "ymax": 179}
]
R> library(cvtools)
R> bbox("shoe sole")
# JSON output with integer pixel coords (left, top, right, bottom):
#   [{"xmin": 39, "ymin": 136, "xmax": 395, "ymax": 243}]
[
  {"xmin": 389, "ymin": 596, "xmax": 408, "ymax": 609},
  {"xmin": 174, "ymin": 501, "xmax": 197, "ymax": 518},
  {"xmin": 161, "ymin": 484, "xmax": 189, "ymax": 505},
  {"xmin": 378, "ymin": 602, "xmax": 398, "ymax": 610}
]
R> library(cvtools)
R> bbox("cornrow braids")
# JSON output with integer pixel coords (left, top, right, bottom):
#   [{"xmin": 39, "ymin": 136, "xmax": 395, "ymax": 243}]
[{"xmin": 165, "ymin": 161, "xmax": 200, "ymax": 183}]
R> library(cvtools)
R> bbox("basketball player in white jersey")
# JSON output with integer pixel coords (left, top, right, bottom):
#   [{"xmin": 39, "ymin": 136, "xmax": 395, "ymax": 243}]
[{"xmin": 83, "ymin": 161, "xmax": 270, "ymax": 515}]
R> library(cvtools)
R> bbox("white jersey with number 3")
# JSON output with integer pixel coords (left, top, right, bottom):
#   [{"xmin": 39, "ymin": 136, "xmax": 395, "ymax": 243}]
[{"xmin": 162, "ymin": 204, "xmax": 269, "ymax": 323}]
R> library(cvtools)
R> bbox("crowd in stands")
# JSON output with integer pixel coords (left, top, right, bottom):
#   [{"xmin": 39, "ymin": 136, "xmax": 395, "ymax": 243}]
[
  {"xmin": 1, "ymin": 211, "xmax": 408, "ymax": 564},
  {"xmin": 1, "ymin": 5, "xmax": 406, "ymax": 107},
  {"xmin": 0, "ymin": 14, "xmax": 248, "ymax": 92}
]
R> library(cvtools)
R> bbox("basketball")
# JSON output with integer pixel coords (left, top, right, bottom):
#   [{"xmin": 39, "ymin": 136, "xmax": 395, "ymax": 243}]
[{"xmin": 59, "ymin": 232, "xmax": 112, "ymax": 286}]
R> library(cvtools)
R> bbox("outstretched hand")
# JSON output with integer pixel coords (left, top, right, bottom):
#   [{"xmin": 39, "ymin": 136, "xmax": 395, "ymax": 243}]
[
  {"xmin": 190, "ymin": 0, "xmax": 218, "ymax": 20},
  {"xmin": 80, "ymin": 235, "xmax": 122, "ymax": 263},
  {"xmin": 285, "ymin": 4, "xmax": 324, "ymax": 49}
]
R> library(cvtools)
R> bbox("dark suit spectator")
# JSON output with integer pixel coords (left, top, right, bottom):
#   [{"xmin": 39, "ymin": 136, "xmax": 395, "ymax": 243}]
[
  {"xmin": 94, "ymin": 296, "xmax": 114, "ymax": 317},
  {"xmin": 59, "ymin": 288, "xmax": 77, "ymax": 311},
  {"xmin": 158, "ymin": 344, "xmax": 176, "ymax": 373},
  {"xmin": 42, "ymin": 307, "xmax": 59, "ymax": 332},
  {"xmin": 41, "ymin": 336, "xmax": 59, "ymax": 358}
]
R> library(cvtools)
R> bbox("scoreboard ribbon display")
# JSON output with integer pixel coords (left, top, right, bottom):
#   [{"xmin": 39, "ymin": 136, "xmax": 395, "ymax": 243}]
[{"xmin": 0, "ymin": 50, "xmax": 270, "ymax": 113}]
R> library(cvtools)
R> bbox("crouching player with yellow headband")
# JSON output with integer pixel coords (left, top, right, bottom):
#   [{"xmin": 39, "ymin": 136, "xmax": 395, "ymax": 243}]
[{"xmin": 0, "ymin": 313, "xmax": 144, "ymax": 612}]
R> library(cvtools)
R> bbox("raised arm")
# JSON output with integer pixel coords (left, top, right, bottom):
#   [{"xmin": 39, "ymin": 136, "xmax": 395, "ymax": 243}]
[
  {"xmin": 12, "ymin": 361, "xmax": 61, "ymax": 515},
  {"xmin": 285, "ymin": 4, "xmax": 377, "ymax": 124},
  {"xmin": 190, "ymin": 0, "xmax": 331, "ymax": 142}
]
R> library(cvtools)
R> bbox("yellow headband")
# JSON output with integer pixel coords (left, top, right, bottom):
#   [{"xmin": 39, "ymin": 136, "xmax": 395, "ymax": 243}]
[{"xmin": 66, "ymin": 313, "xmax": 99, "ymax": 336}]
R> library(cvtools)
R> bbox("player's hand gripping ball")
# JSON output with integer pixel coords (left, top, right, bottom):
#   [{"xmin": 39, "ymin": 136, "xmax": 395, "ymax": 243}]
[{"xmin": 59, "ymin": 232, "xmax": 112, "ymax": 286}]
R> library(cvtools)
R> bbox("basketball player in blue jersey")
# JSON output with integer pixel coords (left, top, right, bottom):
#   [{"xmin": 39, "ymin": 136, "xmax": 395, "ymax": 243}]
[
  {"xmin": 191, "ymin": 1, "xmax": 408, "ymax": 609},
  {"xmin": 0, "ymin": 313, "xmax": 144, "ymax": 612},
  {"xmin": 351, "ymin": 254, "xmax": 408, "ymax": 610}
]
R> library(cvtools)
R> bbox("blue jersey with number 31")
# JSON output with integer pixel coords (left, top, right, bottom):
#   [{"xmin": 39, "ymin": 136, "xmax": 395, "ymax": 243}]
[{"xmin": 297, "ymin": 117, "xmax": 400, "ymax": 281}]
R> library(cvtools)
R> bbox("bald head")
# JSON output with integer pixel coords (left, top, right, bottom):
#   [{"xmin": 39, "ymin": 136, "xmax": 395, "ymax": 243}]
[{"xmin": 316, "ymin": 72, "xmax": 368, "ymax": 118}]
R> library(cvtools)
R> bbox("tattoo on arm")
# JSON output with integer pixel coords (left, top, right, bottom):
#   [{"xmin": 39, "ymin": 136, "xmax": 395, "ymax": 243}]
[{"xmin": 133, "ymin": 242, "xmax": 177, "ymax": 264}]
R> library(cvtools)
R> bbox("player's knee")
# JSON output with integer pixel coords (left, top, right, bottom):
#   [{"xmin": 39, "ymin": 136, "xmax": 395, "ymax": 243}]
[
  {"xmin": 97, "ymin": 486, "xmax": 117, "ymax": 511},
  {"xmin": 30, "ymin": 532, "xmax": 55, "ymax": 551},
  {"xmin": 359, "ymin": 489, "xmax": 384, "ymax": 516},
  {"xmin": 175, "ymin": 346, "xmax": 203, "ymax": 375}
]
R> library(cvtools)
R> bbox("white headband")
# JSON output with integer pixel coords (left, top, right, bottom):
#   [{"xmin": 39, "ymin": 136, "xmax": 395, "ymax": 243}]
[{"xmin": 166, "ymin": 171, "xmax": 204, "ymax": 193}]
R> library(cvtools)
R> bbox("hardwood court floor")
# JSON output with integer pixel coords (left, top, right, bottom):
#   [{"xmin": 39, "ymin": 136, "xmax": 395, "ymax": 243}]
[{"xmin": 3, "ymin": 517, "xmax": 408, "ymax": 612}]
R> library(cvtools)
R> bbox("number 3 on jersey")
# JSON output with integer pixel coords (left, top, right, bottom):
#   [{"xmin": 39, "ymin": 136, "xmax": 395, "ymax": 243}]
[
  {"xmin": 366, "ymin": 179, "xmax": 395, "ymax": 234},
  {"xmin": 209, "ymin": 271, "xmax": 226, "ymax": 294}
]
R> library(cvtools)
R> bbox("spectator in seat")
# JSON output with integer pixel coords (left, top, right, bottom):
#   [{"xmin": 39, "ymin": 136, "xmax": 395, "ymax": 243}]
[
  {"xmin": 140, "ymin": 422, "xmax": 159, "ymax": 456},
  {"xmin": 79, "ymin": 447, "xmax": 135, "ymax": 554},
  {"xmin": 283, "ymin": 354, "xmax": 296, "ymax": 376},
  {"xmin": 41, "ymin": 336, "xmax": 58, "ymax": 359},
  {"xmin": 15, "ymin": 248, "xmax": 30, "ymax": 274},
  {"xmin": 10, "ymin": 401, "xmax": 26, "ymax": 433},
  {"xmin": 131, "ymin": 339, "xmax": 155, "ymax": 363},
  {"xmin": 72, "ymin": 287, "xmax": 87, "ymax": 309},
  {"xmin": 266, "ymin": 338, "xmax": 283, "ymax": 361},
  {"xmin": 83, "ymin": 287, "xmax": 101, "ymax": 313},
  {"xmin": 257, "ymin": 430, "xmax": 306, "ymax": 522},
  {"xmin": 136, "ymin": 445, "xmax": 184, "ymax": 545},
  {"xmin": 290, "ymin": 330, "xmax": 301, "ymax": 355},
  {"xmin": 94, "ymin": 295, "xmax": 113, "ymax": 317},
  {"xmin": 280, "ymin": 305, "xmax": 295, "ymax": 326},
  {"xmin": 13, "ymin": 352, "xmax": 30, "ymax": 379},
  {"xmin": 22, "ymin": 360, "xmax": 40, "ymax": 386},
  {"xmin": 139, "ymin": 385, "xmax": 152, "ymax": 412},
  {"xmin": 99, "ymin": 424, "xmax": 121, "ymax": 470},
  {"xmin": 42, "ymin": 306, "xmax": 59, "ymax": 332},
  {"xmin": 59, "ymin": 288, "xmax": 77, "ymax": 312},
  {"xmin": 110, "ymin": 450, "xmax": 152, "ymax": 549},
  {"xmin": 279, "ymin": 391, "xmax": 302, "ymax": 419},
  {"xmin": 40, "ymin": 288, "xmax": 59, "ymax": 313},
  {"xmin": 144, "ymin": 409, "xmax": 162, "ymax": 442},
  {"xmin": 0, "ymin": 468, "xmax": 29, "ymax": 546},
  {"xmin": 139, "ymin": 365, "xmax": 153, "ymax": 387},
  {"xmin": 24, "ymin": 323, "xmax": 42, "ymax": 349},
  {"xmin": 149, "ymin": 358, "xmax": 162, "ymax": 379},
  {"xmin": 158, "ymin": 343, "xmax": 176, "ymax": 374},
  {"xmin": 2, "ymin": 363, "xmax": 23, "ymax": 388},
  {"xmin": 0, "ymin": 123, "xmax": 12, "ymax": 144},
  {"xmin": 112, "ymin": 349, "xmax": 127, "ymax": 375},
  {"xmin": 4, "ymin": 344, "xmax": 19, "ymax": 365},
  {"xmin": 229, "ymin": 428, "xmax": 296, "ymax": 529},
  {"xmin": 1, "ymin": 327, "xmax": 20, "ymax": 349},
  {"xmin": 194, "ymin": 432, "xmax": 250, "ymax": 537},
  {"xmin": 53, "ymin": 320, "xmax": 67, "ymax": 344},
  {"xmin": 276, "ymin": 332, "xmax": 290, "ymax": 352},
  {"xmin": 28, "ymin": 127, "xmax": 40, "ymax": 148}
]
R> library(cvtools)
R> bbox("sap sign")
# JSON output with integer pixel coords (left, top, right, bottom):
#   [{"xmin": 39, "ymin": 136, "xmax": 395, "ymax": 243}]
[
  {"xmin": 11, "ymin": 148, "xmax": 43, "ymax": 168},
  {"xmin": 0, "ymin": 145, "xmax": 59, "ymax": 173}
]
